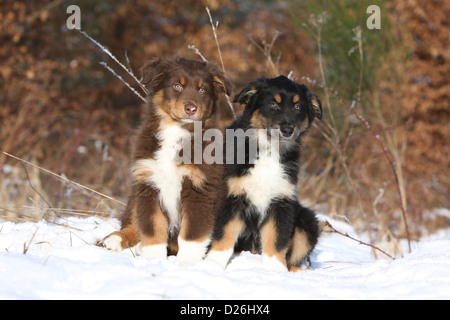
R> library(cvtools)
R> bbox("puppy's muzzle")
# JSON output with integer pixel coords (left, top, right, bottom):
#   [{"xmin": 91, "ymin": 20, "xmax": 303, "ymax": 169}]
[
  {"xmin": 280, "ymin": 124, "xmax": 295, "ymax": 138},
  {"xmin": 184, "ymin": 104, "xmax": 197, "ymax": 116}
]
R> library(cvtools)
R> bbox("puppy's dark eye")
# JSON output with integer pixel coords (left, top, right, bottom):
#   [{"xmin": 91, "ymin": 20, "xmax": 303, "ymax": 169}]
[
  {"xmin": 198, "ymin": 87, "xmax": 206, "ymax": 95},
  {"xmin": 173, "ymin": 83, "xmax": 183, "ymax": 92},
  {"xmin": 294, "ymin": 103, "xmax": 302, "ymax": 111},
  {"xmin": 269, "ymin": 102, "xmax": 279, "ymax": 110}
]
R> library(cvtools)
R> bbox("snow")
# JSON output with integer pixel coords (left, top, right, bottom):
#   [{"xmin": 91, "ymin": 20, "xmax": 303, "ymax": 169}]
[{"xmin": 1, "ymin": 215, "xmax": 449, "ymax": 300}]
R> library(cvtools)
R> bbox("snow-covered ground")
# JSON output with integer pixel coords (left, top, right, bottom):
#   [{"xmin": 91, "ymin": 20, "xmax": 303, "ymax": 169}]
[{"xmin": 1, "ymin": 214, "xmax": 449, "ymax": 300}]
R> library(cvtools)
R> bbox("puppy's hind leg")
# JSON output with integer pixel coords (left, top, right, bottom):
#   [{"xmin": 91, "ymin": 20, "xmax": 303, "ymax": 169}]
[{"xmin": 287, "ymin": 203, "xmax": 319, "ymax": 271}]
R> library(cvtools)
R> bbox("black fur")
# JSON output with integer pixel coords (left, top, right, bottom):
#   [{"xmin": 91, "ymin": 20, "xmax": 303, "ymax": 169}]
[{"xmin": 207, "ymin": 76, "xmax": 321, "ymax": 271}]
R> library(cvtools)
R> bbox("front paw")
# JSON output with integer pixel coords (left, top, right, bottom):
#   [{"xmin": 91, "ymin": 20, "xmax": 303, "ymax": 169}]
[
  {"xmin": 262, "ymin": 254, "xmax": 288, "ymax": 272},
  {"xmin": 139, "ymin": 244, "xmax": 167, "ymax": 259},
  {"xmin": 176, "ymin": 238, "xmax": 210, "ymax": 265},
  {"xmin": 205, "ymin": 249, "xmax": 233, "ymax": 268},
  {"xmin": 103, "ymin": 233, "xmax": 124, "ymax": 252}
]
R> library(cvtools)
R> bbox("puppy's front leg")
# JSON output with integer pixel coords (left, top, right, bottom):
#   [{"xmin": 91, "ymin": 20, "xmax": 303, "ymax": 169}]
[
  {"xmin": 136, "ymin": 184, "xmax": 169, "ymax": 259},
  {"xmin": 260, "ymin": 218, "xmax": 288, "ymax": 272},
  {"xmin": 260, "ymin": 199, "xmax": 295, "ymax": 272},
  {"xmin": 206, "ymin": 196, "xmax": 245, "ymax": 268},
  {"xmin": 175, "ymin": 190, "xmax": 218, "ymax": 265},
  {"xmin": 176, "ymin": 216, "xmax": 212, "ymax": 265}
]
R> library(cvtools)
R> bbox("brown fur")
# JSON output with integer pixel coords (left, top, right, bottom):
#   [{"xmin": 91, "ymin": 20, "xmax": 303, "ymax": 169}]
[{"xmin": 103, "ymin": 57, "xmax": 231, "ymax": 261}]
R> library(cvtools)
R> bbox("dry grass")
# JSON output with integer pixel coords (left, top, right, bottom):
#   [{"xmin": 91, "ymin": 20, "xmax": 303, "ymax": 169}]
[
  {"xmin": 0, "ymin": 150, "xmax": 125, "ymax": 224},
  {"xmin": 1, "ymin": 1, "xmax": 448, "ymax": 260}
]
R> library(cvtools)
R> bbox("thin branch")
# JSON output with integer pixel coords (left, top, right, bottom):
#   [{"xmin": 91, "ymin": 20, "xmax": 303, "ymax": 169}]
[
  {"xmin": 187, "ymin": 44, "xmax": 208, "ymax": 62},
  {"xmin": 76, "ymin": 29, "xmax": 149, "ymax": 97},
  {"xmin": 323, "ymin": 221, "xmax": 395, "ymax": 260},
  {"xmin": 21, "ymin": 161, "xmax": 59, "ymax": 221},
  {"xmin": 204, "ymin": 7, "xmax": 236, "ymax": 120},
  {"xmin": 99, "ymin": 61, "xmax": 146, "ymax": 103},
  {"xmin": 206, "ymin": 7, "xmax": 225, "ymax": 74},
  {"xmin": 303, "ymin": 12, "xmax": 335, "ymax": 128},
  {"xmin": 23, "ymin": 226, "xmax": 39, "ymax": 255},
  {"xmin": 300, "ymin": 76, "xmax": 411, "ymax": 252},
  {"xmin": 248, "ymin": 31, "xmax": 281, "ymax": 77},
  {"xmin": 1, "ymin": 151, "xmax": 126, "ymax": 206}
]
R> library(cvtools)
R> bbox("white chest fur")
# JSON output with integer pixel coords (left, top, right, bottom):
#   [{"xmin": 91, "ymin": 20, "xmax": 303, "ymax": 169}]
[
  {"xmin": 235, "ymin": 132, "xmax": 296, "ymax": 218},
  {"xmin": 132, "ymin": 123, "xmax": 191, "ymax": 231},
  {"xmin": 245, "ymin": 153, "xmax": 295, "ymax": 216}
]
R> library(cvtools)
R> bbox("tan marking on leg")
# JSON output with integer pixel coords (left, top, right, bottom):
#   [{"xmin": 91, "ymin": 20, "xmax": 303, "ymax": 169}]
[
  {"xmin": 116, "ymin": 226, "xmax": 139, "ymax": 249},
  {"xmin": 289, "ymin": 266, "xmax": 305, "ymax": 272},
  {"xmin": 210, "ymin": 218, "xmax": 244, "ymax": 252},
  {"xmin": 140, "ymin": 204, "xmax": 169, "ymax": 247},
  {"xmin": 103, "ymin": 207, "xmax": 140, "ymax": 249},
  {"xmin": 260, "ymin": 219, "xmax": 288, "ymax": 267},
  {"xmin": 287, "ymin": 229, "xmax": 311, "ymax": 268},
  {"xmin": 177, "ymin": 213, "xmax": 213, "ymax": 264},
  {"xmin": 178, "ymin": 213, "xmax": 210, "ymax": 243}
]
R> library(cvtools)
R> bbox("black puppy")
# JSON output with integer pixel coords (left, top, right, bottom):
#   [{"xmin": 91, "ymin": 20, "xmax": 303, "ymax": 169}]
[{"xmin": 206, "ymin": 76, "xmax": 321, "ymax": 271}]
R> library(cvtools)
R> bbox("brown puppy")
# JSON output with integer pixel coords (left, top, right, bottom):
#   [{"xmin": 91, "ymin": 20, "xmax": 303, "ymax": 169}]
[{"xmin": 103, "ymin": 56, "xmax": 231, "ymax": 265}]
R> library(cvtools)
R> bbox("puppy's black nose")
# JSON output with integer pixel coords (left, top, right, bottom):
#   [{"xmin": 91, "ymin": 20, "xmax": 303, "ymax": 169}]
[
  {"xmin": 280, "ymin": 125, "xmax": 294, "ymax": 138},
  {"xmin": 185, "ymin": 104, "xmax": 197, "ymax": 116}
]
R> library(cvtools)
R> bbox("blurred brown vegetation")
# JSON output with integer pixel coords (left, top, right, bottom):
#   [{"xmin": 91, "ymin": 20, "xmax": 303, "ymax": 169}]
[{"xmin": 0, "ymin": 0, "xmax": 448, "ymax": 253}]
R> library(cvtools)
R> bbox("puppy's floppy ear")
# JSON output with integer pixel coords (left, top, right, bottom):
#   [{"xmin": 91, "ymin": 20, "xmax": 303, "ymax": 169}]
[
  {"xmin": 206, "ymin": 63, "xmax": 233, "ymax": 96},
  {"xmin": 213, "ymin": 74, "xmax": 232, "ymax": 96},
  {"xmin": 310, "ymin": 94, "xmax": 323, "ymax": 120},
  {"xmin": 296, "ymin": 83, "xmax": 323, "ymax": 121},
  {"xmin": 233, "ymin": 78, "xmax": 267, "ymax": 105},
  {"xmin": 140, "ymin": 57, "xmax": 172, "ymax": 92}
]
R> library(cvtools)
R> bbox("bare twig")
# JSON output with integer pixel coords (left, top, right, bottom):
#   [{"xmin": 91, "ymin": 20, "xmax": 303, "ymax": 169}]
[
  {"xmin": 99, "ymin": 62, "xmax": 146, "ymax": 103},
  {"xmin": 21, "ymin": 161, "xmax": 59, "ymax": 221},
  {"xmin": 1, "ymin": 151, "xmax": 126, "ymax": 206},
  {"xmin": 300, "ymin": 77, "xmax": 411, "ymax": 252},
  {"xmin": 303, "ymin": 12, "xmax": 335, "ymax": 128},
  {"xmin": 323, "ymin": 220, "xmax": 395, "ymax": 260},
  {"xmin": 349, "ymin": 26, "xmax": 364, "ymax": 105},
  {"xmin": 187, "ymin": 43, "xmax": 236, "ymax": 120},
  {"xmin": 76, "ymin": 29, "xmax": 149, "ymax": 97},
  {"xmin": 187, "ymin": 44, "xmax": 208, "ymax": 62},
  {"xmin": 206, "ymin": 7, "xmax": 225, "ymax": 74},
  {"xmin": 248, "ymin": 31, "xmax": 281, "ymax": 77},
  {"xmin": 204, "ymin": 7, "xmax": 236, "ymax": 120},
  {"xmin": 23, "ymin": 226, "xmax": 39, "ymax": 255},
  {"xmin": 23, "ymin": 206, "xmax": 106, "ymax": 217}
]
